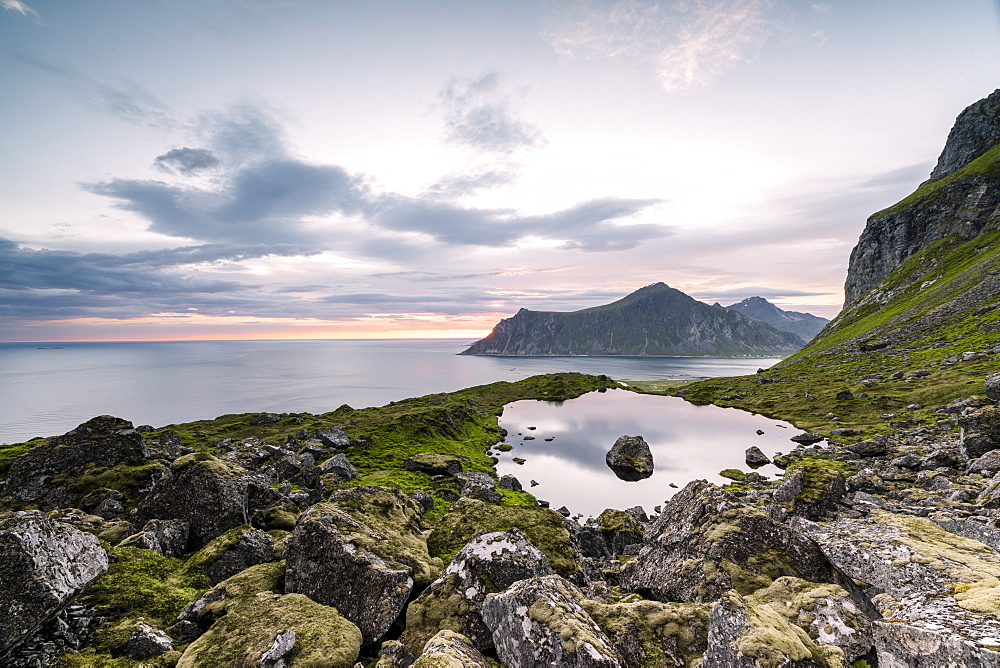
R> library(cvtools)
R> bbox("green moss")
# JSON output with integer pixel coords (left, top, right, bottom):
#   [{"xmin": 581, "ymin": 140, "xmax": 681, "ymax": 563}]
[
  {"xmin": 427, "ymin": 499, "xmax": 580, "ymax": 579},
  {"xmin": 176, "ymin": 592, "xmax": 361, "ymax": 667},
  {"xmin": 402, "ymin": 572, "xmax": 472, "ymax": 655},
  {"xmin": 52, "ymin": 462, "xmax": 164, "ymax": 505},
  {"xmin": 82, "ymin": 547, "xmax": 210, "ymax": 627},
  {"xmin": 182, "ymin": 525, "xmax": 257, "ymax": 577},
  {"xmin": 720, "ymin": 469, "xmax": 747, "ymax": 481},
  {"xmin": 732, "ymin": 594, "xmax": 844, "ymax": 668}
]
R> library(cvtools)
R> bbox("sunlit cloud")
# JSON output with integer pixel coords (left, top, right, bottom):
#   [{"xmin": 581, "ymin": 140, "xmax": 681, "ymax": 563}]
[{"xmin": 2, "ymin": 0, "xmax": 38, "ymax": 19}]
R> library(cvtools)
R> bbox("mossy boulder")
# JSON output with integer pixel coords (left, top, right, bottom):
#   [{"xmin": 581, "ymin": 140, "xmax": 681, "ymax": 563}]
[
  {"xmin": 117, "ymin": 519, "xmax": 189, "ymax": 557},
  {"xmin": 130, "ymin": 453, "xmax": 255, "ymax": 550},
  {"xmin": 403, "ymin": 528, "xmax": 553, "ymax": 654},
  {"xmin": 5, "ymin": 416, "xmax": 150, "ymax": 510},
  {"xmin": 176, "ymin": 591, "xmax": 362, "ymax": 667},
  {"xmin": 405, "ymin": 453, "xmax": 464, "ymax": 476},
  {"xmin": 183, "ymin": 524, "xmax": 274, "ymax": 584},
  {"xmin": 427, "ymin": 498, "xmax": 582, "ymax": 580},
  {"xmin": 703, "ymin": 590, "xmax": 845, "ymax": 667},
  {"xmin": 770, "ymin": 461, "xmax": 848, "ymax": 522},
  {"xmin": 480, "ymin": 574, "xmax": 624, "ymax": 667},
  {"xmin": 622, "ymin": 480, "xmax": 839, "ymax": 603},
  {"xmin": 748, "ymin": 576, "xmax": 874, "ymax": 663},
  {"xmin": 412, "ymin": 629, "xmax": 491, "ymax": 667},
  {"xmin": 583, "ymin": 598, "xmax": 710, "ymax": 668},
  {"xmin": 178, "ymin": 561, "xmax": 285, "ymax": 631},
  {"xmin": 285, "ymin": 486, "xmax": 440, "ymax": 645}
]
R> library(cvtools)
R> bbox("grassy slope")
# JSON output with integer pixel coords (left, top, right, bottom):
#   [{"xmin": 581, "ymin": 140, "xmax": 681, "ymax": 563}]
[{"xmin": 633, "ymin": 227, "xmax": 1000, "ymax": 437}]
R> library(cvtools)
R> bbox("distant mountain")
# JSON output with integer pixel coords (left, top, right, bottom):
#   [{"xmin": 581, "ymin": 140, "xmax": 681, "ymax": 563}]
[
  {"xmin": 724, "ymin": 297, "xmax": 830, "ymax": 343},
  {"xmin": 461, "ymin": 283, "xmax": 805, "ymax": 357}
]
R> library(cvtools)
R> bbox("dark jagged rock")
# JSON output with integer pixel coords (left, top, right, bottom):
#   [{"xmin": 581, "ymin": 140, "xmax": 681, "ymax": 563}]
[
  {"xmin": 117, "ymin": 518, "xmax": 190, "ymax": 557},
  {"xmin": 454, "ymin": 471, "xmax": 502, "ymax": 504},
  {"xmin": 187, "ymin": 525, "xmax": 275, "ymax": 585},
  {"xmin": 596, "ymin": 509, "xmax": 645, "ymax": 558},
  {"xmin": 929, "ymin": 88, "xmax": 1000, "ymax": 180},
  {"xmin": 375, "ymin": 639, "xmax": 415, "ymax": 668},
  {"xmin": 958, "ymin": 406, "xmax": 1000, "ymax": 459},
  {"xmin": 130, "ymin": 452, "xmax": 257, "ymax": 550},
  {"xmin": 0, "ymin": 512, "xmax": 109, "ymax": 657},
  {"xmin": 480, "ymin": 574, "xmax": 624, "ymax": 667},
  {"xmin": 461, "ymin": 282, "xmax": 804, "ymax": 357},
  {"xmin": 404, "ymin": 528, "xmax": 552, "ymax": 654},
  {"xmin": 621, "ymin": 481, "xmax": 839, "ymax": 603},
  {"xmin": 318, "ymin": 453, "xmax": 358, "ymax": 481},
  {"xmin": 79, "ymin": 488, "xmax": 126, "ymax": 519},
  {"xmin": 126, "ymin": 622, "xmax": 174, "ymax": 659},
  {"xmin": 316, "ymin": 426, "xmax": 351, "ymax": 449},
  {"xmin": 770, "ymin": 466, "xmax": 847, "ymax": 522},
  {"xmin": 605, "ymin": 435, "xmax": 654, "ymax": 481},
  {"xmin": 986, "ymin": 371, "xmax": 1000, "ymax": 404},
  {"xmin": 725, "ymin": 296, "xmax": 830, "ymax": 343},
  {"xmin": 5, "ymin": 416, "xmax": 150, "ymax": 510},
  {"xmin": 284, "ymin": 487, "xmax": 438, "ymax": 645},
  {"xmin": 790, "ymin": 432, "xmax": 825, "ymax": 446}
]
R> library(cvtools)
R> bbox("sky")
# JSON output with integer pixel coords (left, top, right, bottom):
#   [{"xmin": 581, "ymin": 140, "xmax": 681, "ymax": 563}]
[{"xmin": 2, "ymin": 0, "xmax": 999, "ymax": 342}]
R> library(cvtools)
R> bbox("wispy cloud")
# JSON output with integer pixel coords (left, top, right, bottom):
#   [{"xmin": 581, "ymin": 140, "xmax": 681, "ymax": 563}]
[
  {"xmin": 2, "ymin": 0, "xmax": 38, "ymax": 19},
  {"xmin": 154, "ymin": 148, "xmax": 221, "ymax": 175},
  {"xmin": 545, "ymin": 0, "xmax": 775, "ymax": 92},
  {"xmin": 439, "ymin": 72, "xmax": 544, "ymax": 155}
]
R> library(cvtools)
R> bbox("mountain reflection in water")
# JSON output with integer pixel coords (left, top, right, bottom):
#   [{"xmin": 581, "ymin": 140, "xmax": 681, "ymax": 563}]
[{"xmin": 495, "ymin": 389, "xmax": 798, "ymax": 519}]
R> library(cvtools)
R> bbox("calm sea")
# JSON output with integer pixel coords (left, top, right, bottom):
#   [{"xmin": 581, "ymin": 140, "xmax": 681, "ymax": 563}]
[{"xmin": 0, "ymin": 339, "xmax": 779, "ymax": 444}]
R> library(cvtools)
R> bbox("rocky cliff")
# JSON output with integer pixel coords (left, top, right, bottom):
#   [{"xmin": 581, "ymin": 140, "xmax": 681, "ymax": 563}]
[
  {"xmin": 725, "ymin": 296, "xmax": 830, "ymax": 343},
  {"xmin": 844, "ymin": 88, "xmax": 1000, "ymax": 304},
  {"xmin": 462, "ymin": 282, "xmax": 804, "ymax": 356}
]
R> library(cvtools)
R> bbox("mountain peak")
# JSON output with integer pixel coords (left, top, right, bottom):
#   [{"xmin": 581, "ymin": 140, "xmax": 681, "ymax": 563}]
[{"xmin": 725, "ymin": 297, "xmax": 829, "ymax": 344}]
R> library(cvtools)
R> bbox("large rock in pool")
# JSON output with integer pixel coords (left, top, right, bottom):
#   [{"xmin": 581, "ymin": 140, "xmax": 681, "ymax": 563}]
[
  {"xmin": 621, "ymin": 480, "xmax": 840, "ymax": 603},
  {"xmin": 404, "ymin": 528, "xmax": 553, "ymax": 654},
  {"xmin": 284, "ymin": 486, "xmax": 439, "ymax": 646},
  {"xmin": 5, "ymin": 415, "xmax": 150, "ymax": 509},
  {"xmin": 0, "ymin": 511, "xmax": 109, "ymax": 656},
  {"xmin": 605, "ymin": 435, "xmax": 653, "ymax": 481},
  {"xmin": 480, "ymin": 574, "xmax": 624, "ymax": 667},
  {"xmin": 130, "ymin": 453, "xmax": 259, "ymax": 550}
]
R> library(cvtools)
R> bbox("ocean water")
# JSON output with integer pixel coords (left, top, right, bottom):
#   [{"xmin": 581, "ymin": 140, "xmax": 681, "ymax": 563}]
[{"xmin": 0, "ymin": 339, "xmax": 780, "ymax": 444}]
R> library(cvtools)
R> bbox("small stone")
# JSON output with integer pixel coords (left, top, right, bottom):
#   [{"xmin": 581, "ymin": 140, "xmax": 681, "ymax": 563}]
[
  {"xmin": 259, "ymin": 629, "xmax": 295, "ymax": 667},
  {"xmin": 127, "ymin": 622, "xmax": 174, "ymax": 659}
]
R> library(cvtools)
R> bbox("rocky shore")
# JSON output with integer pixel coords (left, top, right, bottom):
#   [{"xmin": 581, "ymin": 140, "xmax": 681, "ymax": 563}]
[{"xmin": 1, "ymin": 369, "xmax": 999, "ymax": 666}]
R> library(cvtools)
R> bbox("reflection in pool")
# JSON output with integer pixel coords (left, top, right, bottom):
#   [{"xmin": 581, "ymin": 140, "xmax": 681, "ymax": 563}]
[{"xmin": 494, "ymin": 389, "xmax": 801, "ymax": 519}]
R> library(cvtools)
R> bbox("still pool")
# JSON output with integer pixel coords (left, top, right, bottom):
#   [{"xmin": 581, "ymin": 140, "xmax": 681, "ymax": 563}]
[{"xmin": 494, "ymin": 389, "xmax": 808, "ymax": 519}]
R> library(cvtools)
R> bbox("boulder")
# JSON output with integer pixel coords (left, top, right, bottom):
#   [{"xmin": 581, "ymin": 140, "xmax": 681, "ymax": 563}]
[
  {"xmin": 986, "ymin": 371, "xmax": 1000, "ymax": 404},
  {"xmin": 790, "ymin": 432, "xmax": 825, "ymax": 446},
  {"xmin": 185, "ymin": 525, "xmax": 274, "ymax": 585},
  {"xmin": 117, "ymin": 518, "xmax": 190, "ymax": 557},
  {"xmin": 404, "ymin": 453, "xmax": 464, "ymax": 476},
  {"xmin": 583, "ymin": 598, "xmax": 710, "ymax": 667},
  {"xmin": 454, "ymin": 471, "xmax": 502, "ymax": 504},
  {"xmin": 621, "ymin": 481, "xmax": 840, "ymax": 603},
  {"xmin": 374, "ymin": 640, "xmax": 415, "ymax": 668},
  {"xmin": 285, "ymin": 487, "xmax": 439, "ymax": 645},
  {"xmin": 427, "ymin": 498, "xmax": 582, "ymax": 580},
  {"xmin": 176, "ymin": 592, "xmax": 362, "ymax": 667},
  {"xmin": 748, "ymin": 576, "xmax": 874, "ymax": 662},
  {"xmin": 745, "ymin": 446, "xmax": 771, "ymax": 468},
  {"xmin": 403, "ymin": 529, "xmax": 553, "ymax": 654},
  {"xmin": 130, "ymin": 453, "xmax": 256, "ymax": 550},
  {"xmin": 498, "ymin": 474, "xmax": 522, "ymax": 491},
  {"xmin": 959, "ymin": 406, "xmax": 1000, "ymax": 459},
  {"xmin": 480, "ymin": 575, "xmax": 624, "ymax": 667},
  {"xmin": 412, "ymin": 630, "xmax": 491, "ymax": 667},
  {"xmin": 968, "ymin": 448, "xmax": 1000, "ymax": 474},
  {"xmin": 316, "ymin": 426, "xmax": 351, "ymax": 449},
  {"xmin": 798, "ymin": 510, "xmax": 1000, "ymax": 662},
  {"xmin": 126, "ymin": 622, "xmax": 174, "ymax": 659},
  {"xmin": 605, "ymin": 435, "xmax": 654, "ymax": 481},
  {"xmin": 702, "ymin": 590, "xmax": 845, "ymax": 667},
  {"xmin": 318, "ymin": 453, "xmax": 358, "ymax": 481},
  {"xmin": 79, "ymin": 488, "xmax": 126, "ymax": 519},
  {"xmin": 5, "ymin": 416, "xmax": 150, "ymax": 509},
  {"xmin": 178, "ymin": 561, "xmax": 286, "ymax": 630},
  {"xmin": 0, "ymin": 512, "xmax": 109, "ymax": 656},
  {"xmin": 769, "ymin": 464, "xmax": 847, "ymax": 522},
  {"xmin": 596, "ymin": 509, "xmax": 645, "ymax": 557}
]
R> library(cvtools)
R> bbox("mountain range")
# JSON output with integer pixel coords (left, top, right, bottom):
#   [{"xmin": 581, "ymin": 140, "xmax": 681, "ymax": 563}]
[{"xmin": 461, "ymin": 284, "xmax": 824, "ymax": 356}]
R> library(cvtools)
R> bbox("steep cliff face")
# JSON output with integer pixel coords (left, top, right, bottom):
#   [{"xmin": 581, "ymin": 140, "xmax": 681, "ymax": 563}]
[
  {"xmin": 725, "ymin": 296, "xmax": 829, "ymax": 343},
  {"xmin": 844, "ymin": 89, "xmax": 1000, "ymax": 305},
  {"xmin": 461, "ymin": 283, "xmax": 803, "ymax": 356}
]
